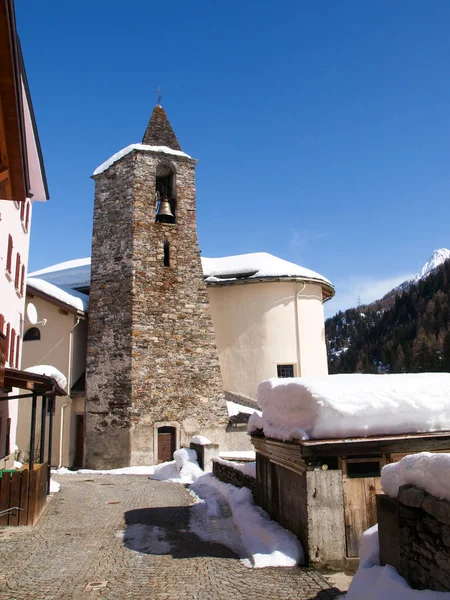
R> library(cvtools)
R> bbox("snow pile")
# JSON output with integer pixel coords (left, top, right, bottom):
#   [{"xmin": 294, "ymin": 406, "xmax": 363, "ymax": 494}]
[
  {"xmin": 27, "ymin": 277, "xmax": 89, "ymax": 312},
  {"xmin": 215, "ymin": 457, "xmax": 256, "ymax": 478},
  {"xmin": 49, "ymin": 478, "xmax": 61, "ymax": 493},
  {"xmin": 381, "ymin": 452, "xmax": 450, "ymax": 501},
  {"xmin": 219, "ymin": 450, "xmax": 256, "ymax": 460},
  {"xmin": 25, "ymin": 365, "xmax": 67, "ymax": 390},
  {"xmin": 345, "ymin": 525, "xmax": 448, "ymax": 599},
  {"xmin": 202, "ymin": 252, "xmax": 331, "ymax": 287},
  {"xmin": 251, "ymin": 374, "xmax": 450, "ymax": 441},
  {"xmin": 151, "ymin": 448, "xmax": 203, "ymax": 484},
  {"xmin": 191, "ymin": 435, "xmax": 212, "ymax": 445},
  {"xmin": 191, "ymin": 474, "xmax": 303, "ymax": 568},
  {"xmin": 93, "ymin": 143, "xmax": 192, "ymax": 176}
]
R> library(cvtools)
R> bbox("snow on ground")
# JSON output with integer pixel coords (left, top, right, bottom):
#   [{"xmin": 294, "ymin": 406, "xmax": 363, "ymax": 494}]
[
  {"xmin": 381, "ymin": 452, "xmax": 450, "ymax": 502},
  {"xmin": 25, "ymin": 365, "xmax": 67, "ymax": 390},
  {"xmin": 251, "ymin": 374, "xmax": 450, "ymax": 442},
  {"xmin": 27, "ymin": 277, "xmax": 89, "ymax": 313},
  {"xmin": 49, "ymin": 478, "xmax": 61, "ymax": 493},
  {"xmin": 93, "ymin": 143, "xmax": 192, "ymax": 176},
  {"xmin": 345, "ymin": 525, "xmax": 449, "ymax": 599},
  {"xmin": 77, "ymin": 465, "xmax": 157, "ymax": 475},
  {"xmin": 191, "ymin": 474, "xmax": 303, "ymax": 568},
  {"xmin": 215, "ymin": 457, "xmax": 256, "ymax": 478}
]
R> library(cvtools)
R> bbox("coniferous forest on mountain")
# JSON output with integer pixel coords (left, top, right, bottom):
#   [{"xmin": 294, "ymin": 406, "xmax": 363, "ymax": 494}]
[{"xmin": 326, "ymin": 259, "xmax": 450, "ymax": 374}]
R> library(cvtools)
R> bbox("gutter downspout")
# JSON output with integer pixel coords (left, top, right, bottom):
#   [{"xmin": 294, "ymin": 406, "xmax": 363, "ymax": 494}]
[
  {"xmin": 58, "ymin": 316, "xmax": 81, "ymax": 468},
  {"xmin": 294, "ymin": 283, "xmax": 306, "ymax": 377}
]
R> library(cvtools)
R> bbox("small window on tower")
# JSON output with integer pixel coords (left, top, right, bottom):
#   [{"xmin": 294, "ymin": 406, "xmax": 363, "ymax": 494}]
[
  {"xmin": 277, "ymin": 364, "xmax": 294, "ymax": 378},
  {"xmin": 164, "ymin": 241, "xmax": 170, "ymax": 267}
]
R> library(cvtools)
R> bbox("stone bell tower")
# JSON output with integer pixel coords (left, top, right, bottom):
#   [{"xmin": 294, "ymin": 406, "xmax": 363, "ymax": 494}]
[{"xmin": 85, "ymin": 105, "xmax": 228, "ymax": 469}]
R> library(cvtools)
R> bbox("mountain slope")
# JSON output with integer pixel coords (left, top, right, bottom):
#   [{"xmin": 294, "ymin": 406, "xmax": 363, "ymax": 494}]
[{"xmin": 326, "ymin": 256, "xmax": 450, "ymax": 374}]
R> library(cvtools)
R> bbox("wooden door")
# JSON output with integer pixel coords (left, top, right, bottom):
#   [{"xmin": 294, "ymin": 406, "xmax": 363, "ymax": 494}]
[
  {"xmin": 157, "ymin": 427, "xmax": 175, "ymax": 463},
  {"xmin": 343, "ymin": 476, "xmax": 382, "ymax": 557},
  {"xmin": 74, "ymin": 415, "xmax": 84, "ymax": 469}
]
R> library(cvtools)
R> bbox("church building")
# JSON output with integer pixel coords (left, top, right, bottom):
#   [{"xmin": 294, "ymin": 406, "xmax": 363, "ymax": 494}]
[{"xmin": 21, "ymin": 105, "xmax": 334, "ymax": 470}]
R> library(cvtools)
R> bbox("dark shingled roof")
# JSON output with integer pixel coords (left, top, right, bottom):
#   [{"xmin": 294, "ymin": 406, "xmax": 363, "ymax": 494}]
[{"xmin": 142, "ymin": 105, "xmax": 182, "ymax": 151}]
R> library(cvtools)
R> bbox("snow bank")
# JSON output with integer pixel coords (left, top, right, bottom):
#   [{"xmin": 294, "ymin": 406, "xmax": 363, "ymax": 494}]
[
  {"xmin": 93, "ymin": 143, "xmax": 192, "ymax": 176},
  {"xmin": 215, "ymin": 457, "xmax": 256, "ymax": 478},
  {"xmin": 382, "ymin": 452, "xmax": 450, "ymax": 502},
  {"xmin": 252, "ymin": 374, "xmax": 450, "ymax": 441},
  {"xmin": 191, "ymin": 474, "xmax": 303, "ymax": 568},
  {"xmin": 77, "ymin": 466, "xmax": 156, "ymax": 475},
  {"xmin": 191, "ymin": 435, "xmax": 212, "ymax": 445},
  {"xmin": 346, "ymin": 525, "xmax": 449, "ymax": 600},
  {"xmin": 219, "ymin": 450, "xmax": 256, "ymax": 460},
  {"xmin": 150, "ymin": 448, "xmax": 203, "ymax": 484},
  {"xmin": 202, "ymin": 252, "xmax": 331, "ymax": 286},
  {"xmin": 27, "ymin": 277, "xmax": 89, "ymax": 312},
  {"xmin": 25, "ymin": 365, "xmax": 67, "ymax": 390}
]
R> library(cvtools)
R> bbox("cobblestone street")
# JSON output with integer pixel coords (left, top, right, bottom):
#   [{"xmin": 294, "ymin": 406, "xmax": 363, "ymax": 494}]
[{"xmin": 0, "ymin": 474, "xmax": 343, "ymax": 600}]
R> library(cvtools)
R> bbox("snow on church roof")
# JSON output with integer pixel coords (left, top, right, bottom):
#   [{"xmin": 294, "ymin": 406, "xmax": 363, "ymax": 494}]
[
  {"xmin": 203, "ymin": 253, "xmax": 333, "ymax": 290},
  {"xmin": 93, "ymin": 144, "xmax": 192, "ymax": 176},
  {"xmin": 27, "ymin": 277, "xmax": 89, "ymax": 313},
  {"xmin": 28, "ymin": 252, "xmax": 333, "ymax": 301}
]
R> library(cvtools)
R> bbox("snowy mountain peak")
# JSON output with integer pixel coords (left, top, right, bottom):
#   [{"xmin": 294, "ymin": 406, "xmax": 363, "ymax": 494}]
[{"xmin": 419, "ymin": 248, "xmax": 450, "ymax": 278}]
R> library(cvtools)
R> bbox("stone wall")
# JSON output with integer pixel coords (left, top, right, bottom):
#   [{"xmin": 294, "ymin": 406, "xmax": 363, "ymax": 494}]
[
  {"xmin": 377, "ymin": 484, "xmax": 450, "ymax": 592},
  {"xmin": 212, "ymin": 459, "xmax": 256, "ymax": 495}
]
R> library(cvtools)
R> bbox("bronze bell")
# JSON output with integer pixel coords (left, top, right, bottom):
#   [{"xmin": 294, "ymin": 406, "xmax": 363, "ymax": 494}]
[{"xmin": 156, "ymin": 197, "xmax": 175, "ymax": 223}]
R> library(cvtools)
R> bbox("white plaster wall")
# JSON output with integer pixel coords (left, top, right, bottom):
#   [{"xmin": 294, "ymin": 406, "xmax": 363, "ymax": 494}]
[
  {"xmin": 18, "ymin": 292, "xmax": 87, "ymax": 466},
  {"xmin": 0, "ymin": 199, "xmax": 32, "ymax": 458},
  {"xmin": 207, "ymin": 280, "xmax": 328, "ymax": 400}
]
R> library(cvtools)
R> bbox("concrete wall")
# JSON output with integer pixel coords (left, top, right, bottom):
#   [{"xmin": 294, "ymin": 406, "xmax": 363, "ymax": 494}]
[
  {"xmin": 18, "ymin": 291, "xmax": 87, "ymax": 467},
  {"xmin": 207, "ymin": 280, "xmax": 328, "ymax": 400}
]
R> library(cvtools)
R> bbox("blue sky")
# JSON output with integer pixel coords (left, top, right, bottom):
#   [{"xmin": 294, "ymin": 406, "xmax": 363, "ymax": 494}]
[{"xmin": 16, "ymin": 1, "xmax": 450, "ymax": 317}]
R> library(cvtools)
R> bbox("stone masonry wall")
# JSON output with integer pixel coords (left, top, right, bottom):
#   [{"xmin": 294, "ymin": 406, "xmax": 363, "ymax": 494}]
[
  {"xmin": 85, "ymin": 152, "xmax": 136, "ymax": 468},
  {"xmin": 378, "ymin": 484, "xmax": 450, "ymax": 592},
  {"xmin": 212, "ymin": 459, "xmax": 256, "ymax": 495},
  {"xmin": 86, "ymin": 147, "xmax": 228, "ymax": 468}
]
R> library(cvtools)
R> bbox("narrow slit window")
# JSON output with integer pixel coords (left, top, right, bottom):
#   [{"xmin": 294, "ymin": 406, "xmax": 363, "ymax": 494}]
[
  {"xmin": 277, "ymin": 364, "xmax": 294, "ymax": 378},
  {"xmin": 164, "ymin": 241, "xmax": 170, "ymax": 267}
]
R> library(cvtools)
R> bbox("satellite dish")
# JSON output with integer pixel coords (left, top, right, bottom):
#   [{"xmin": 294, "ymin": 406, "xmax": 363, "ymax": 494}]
[{"xmin": 26, "ymin": 303, "xmax": 38, "ymax": 325}]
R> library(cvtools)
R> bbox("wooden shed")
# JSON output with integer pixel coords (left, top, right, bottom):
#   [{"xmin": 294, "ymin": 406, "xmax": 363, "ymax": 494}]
[{"xmin": 251, "ymin": 430, "xmax": 450, "ymax": 569}]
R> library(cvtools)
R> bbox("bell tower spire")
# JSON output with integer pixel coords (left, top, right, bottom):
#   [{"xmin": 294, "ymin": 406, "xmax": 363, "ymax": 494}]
[{"xmin": 142, "ymin": 104, "xmax": 182, "ymax": 151}]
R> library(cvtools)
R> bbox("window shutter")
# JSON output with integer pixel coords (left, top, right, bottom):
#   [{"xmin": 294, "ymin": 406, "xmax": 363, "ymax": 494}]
[
  {"xmin": 20, "ymin": 200, "xmax": 25, "ymax": 221},
  {"xmin": 20, "ymin": 264, "xmax": 25, "ymax": 296},
  {"xmin": 9, "ymin": 328, "xmax": 15, "ymax": 366},
  {"xmin": 15, "ymin": 253, "xmax": 21, "ymax": 289},
  {"xmin": 5, "ymin": 323, "xmax": 10, "ymax": 362},
  {"xmin": 25, "ymin": 200, "xmax": 30, "ymax": 231},
  {"xmin": 15, "ymin": 335, "xmax": 20, "ymax": 368},
  {"xmin": 0, "ymin": 314, "xmax": 4, "ymax": 334},
  {"xmin": 6, "ymin": 235, "xmax": 13, "ymax": 273}
]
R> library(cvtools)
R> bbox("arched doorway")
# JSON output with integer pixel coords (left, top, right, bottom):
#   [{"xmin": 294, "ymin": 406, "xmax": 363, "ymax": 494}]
[{"xmin": 157, "ymin": 426, "xmax": 176, "ymax": 463}]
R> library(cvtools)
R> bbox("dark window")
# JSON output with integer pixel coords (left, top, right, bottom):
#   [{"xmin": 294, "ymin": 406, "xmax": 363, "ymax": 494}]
[
  {"xmin": 164, "ymin": 240, "xmax": 170, "ymax": 267},
  {"xmin": 277, "ymin": 364, "xmax": 294, "ymax": 378},
  {"xmin": 9, "ymin": 328, "xmax": 15, "ymax": 366},
  {"xmin": 23, "ymin": 327, "xmax": 41, "ymax": 342},
  {"xmin": 347, "ymin": 460, "xmax": 381, "ymax": 479},
  {"xmin": 14, "ymin": 252, "xmax": 21, "ymax": 289}
]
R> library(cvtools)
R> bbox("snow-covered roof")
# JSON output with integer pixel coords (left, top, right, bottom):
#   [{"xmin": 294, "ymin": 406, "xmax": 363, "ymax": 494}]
[
  {"xmin": 249, "ymin": 373, "xmax": 450, "ymax": 442},
  {"xmin": 29, "ymin": 258, "xmax": 91, "ymax": 290},
  {"xmin": 204, "ymin": 253, "xmax": 332, "ymax": 290},
  {"xmin": 27, "ymin": 277, "xmax": 89, "ymax": 313},
  {"xmin": 28, "ymin": 253, "xmax": 333, "ymax": 295},
  {"xmin": 93, "ymin": 143, "xmax": 192, "ymax": 176}
]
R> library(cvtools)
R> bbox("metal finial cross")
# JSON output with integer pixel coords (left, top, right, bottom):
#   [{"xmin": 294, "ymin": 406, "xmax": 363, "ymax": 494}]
[{"xmin": 154, "ymin": 86, "xmax": 164, "ymax": 105}]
